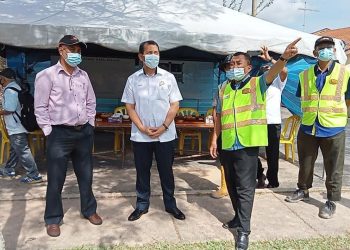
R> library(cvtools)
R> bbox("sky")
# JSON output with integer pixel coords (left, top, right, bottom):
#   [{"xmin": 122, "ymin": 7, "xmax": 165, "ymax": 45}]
[{"xmin": 224, "ymin": 0, "xmax": 350, "ymax": 33}]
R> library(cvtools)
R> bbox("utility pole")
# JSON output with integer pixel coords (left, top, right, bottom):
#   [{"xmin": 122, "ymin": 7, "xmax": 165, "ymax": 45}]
[
  {"xmin": 298, "ymin": 0, "xmax": 319, "ymax": 31},
  {"xmin": 252, "ymin": 0, "xmax": 257, "ymax": 16}
]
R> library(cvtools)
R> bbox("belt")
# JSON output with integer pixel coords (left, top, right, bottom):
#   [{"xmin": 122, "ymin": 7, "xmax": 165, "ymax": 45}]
[{"xmin": 54, "ymin": 123, "xmax": 89, "ymax": 131}]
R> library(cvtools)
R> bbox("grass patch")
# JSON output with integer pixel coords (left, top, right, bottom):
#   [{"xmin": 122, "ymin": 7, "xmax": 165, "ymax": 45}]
[{"xmin": 70, "ymin": 234, "xmax": 350, "ymax": 250}]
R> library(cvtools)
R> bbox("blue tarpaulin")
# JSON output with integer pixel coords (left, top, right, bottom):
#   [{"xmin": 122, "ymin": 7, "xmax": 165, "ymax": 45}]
[{"xmin": 282, "ymin": 56, "xmax": 317, "ymax": 116}]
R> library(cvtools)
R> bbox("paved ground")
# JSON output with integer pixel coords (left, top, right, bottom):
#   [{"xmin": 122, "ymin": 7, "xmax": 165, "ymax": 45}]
[
  {"xmin": 1, "ymin": 151, "xmax": 350, "ymax": 250},
  {"xmin": 1, "ymin": 108, "xmax": 350, "ymax": 250}
]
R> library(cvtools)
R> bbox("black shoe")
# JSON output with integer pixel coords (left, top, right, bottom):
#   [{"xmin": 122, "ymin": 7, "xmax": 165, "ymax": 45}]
[
  {"xmin": 236, "ymin": 232, "xmax": 249, "ymax": 250},
  {"xmin": 165, "ymin": 207, "xmax": 185, "ymax": 220},
  {"xmin": 256, "ymin": 174, "xmax": 266, "ymax": 188},
  {"xmin": 267, "ymin": 183, "xmax": 279, "ymax": 188},
  {"xmin": 319, "ymin": 200, "xmax": 336, "ymax": 219},
  {"xmin": 285, "ymin": 189, "xmax": 309, "ymax": 203},
  {"xmin": 128, "ymin": 209, "xmax": 148, "ymax": 221},
  {"xmin": 222, "ymin": 217, "xmax": 239, "ymax": 229}
]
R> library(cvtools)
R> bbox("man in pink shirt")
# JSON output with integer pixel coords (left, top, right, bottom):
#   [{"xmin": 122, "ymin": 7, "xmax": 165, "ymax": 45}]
[{"xmin": 34, "ymin": 35, "xmax": 102, "ymax": 237}]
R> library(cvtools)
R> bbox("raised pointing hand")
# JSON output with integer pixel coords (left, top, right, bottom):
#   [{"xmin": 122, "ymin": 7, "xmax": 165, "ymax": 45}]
[{"xmin": 281, "ymin": 37, "xmax": 301, "ymax": 60}]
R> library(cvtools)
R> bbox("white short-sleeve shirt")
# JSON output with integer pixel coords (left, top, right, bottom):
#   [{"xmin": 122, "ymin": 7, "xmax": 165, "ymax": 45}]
[
  {"xmin": 121, "ymin": 67, "xmax": 183, "ymax": 142},
  {"xmin": 266, "ymin": 75, "xmax": 287, "ymax": 124}
]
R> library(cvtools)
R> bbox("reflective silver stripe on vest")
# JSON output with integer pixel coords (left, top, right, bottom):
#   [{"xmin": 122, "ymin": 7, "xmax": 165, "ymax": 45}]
[
  {"xmin": 302, "ymin": 70, "xmax": 310, "ymax": 101},
  {"xmin": 302, "ymin": 107, "xmax": 347, "ymax": 113},
  {"xmin": 221, "ymin": 103, "xmax": 265, "ymax": 116},
  {"xmin": 221, "ymin": 108, "xmax": 233, "ymax": 116},
  {"xmin": 335, "ymin": 65, "xmax": 346, "ymax": 102},
  {"xmin": 221, "ymin": 123, "xmax": 235, "ymax": 130},
  {"xmin": 302, "ymin": 65, "xmax": 346, "ymax": 102},
  {"xmin": 236, "ymin": 119, "xmax": 267, "ymax": 128}
]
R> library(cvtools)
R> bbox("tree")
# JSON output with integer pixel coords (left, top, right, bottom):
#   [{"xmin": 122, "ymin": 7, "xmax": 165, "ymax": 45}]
[{"xmin": 223, "ymin": 0, "xmax": 274, "ymax": 16}]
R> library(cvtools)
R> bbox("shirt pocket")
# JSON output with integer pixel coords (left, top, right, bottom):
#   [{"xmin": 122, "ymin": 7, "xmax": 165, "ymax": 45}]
[
  {"xmin": 156, "ymin": 82, "xmax": 171, "ymax": 100},
  {"xmin": 74, "ymin": 82, "xmax": 88, "ymax": 103}
]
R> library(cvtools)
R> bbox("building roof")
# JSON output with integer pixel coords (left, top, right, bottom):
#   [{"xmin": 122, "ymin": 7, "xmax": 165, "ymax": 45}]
[{"xmin": 313, "ymin": 27, "xmax": 350, "ymax": 55}]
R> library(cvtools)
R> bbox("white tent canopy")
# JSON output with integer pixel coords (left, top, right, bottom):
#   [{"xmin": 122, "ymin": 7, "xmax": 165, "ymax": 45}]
[{"xmin": 0, "ymin": 0, "xmax": 347, "ymax": 63}]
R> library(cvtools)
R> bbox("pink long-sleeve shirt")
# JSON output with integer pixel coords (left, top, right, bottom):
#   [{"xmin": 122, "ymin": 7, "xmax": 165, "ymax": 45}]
[{"xmin": 34, "ymin": 61, "xmax": 96, "ymax": 136}]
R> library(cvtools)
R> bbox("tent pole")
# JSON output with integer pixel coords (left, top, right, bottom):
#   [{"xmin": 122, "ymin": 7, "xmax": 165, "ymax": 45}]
[{"xmin": 252, "ymin": 0, "xmax": 257, "ymax": 17}]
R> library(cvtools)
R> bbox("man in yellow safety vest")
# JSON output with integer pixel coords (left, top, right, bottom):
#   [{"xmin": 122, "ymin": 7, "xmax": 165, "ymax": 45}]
[
  {"xmin": 285, "ymin": 36, "xmax": 350, "ymax": 220},
  {"xmin": 210, "ymin": 38, "xmax": 300, "ymax": 250}
]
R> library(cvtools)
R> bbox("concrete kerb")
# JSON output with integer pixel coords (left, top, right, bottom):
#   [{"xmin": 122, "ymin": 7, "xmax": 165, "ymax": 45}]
[{"xmin": 1, "ymin": 186, "xmax": 350, "ymax": 202}]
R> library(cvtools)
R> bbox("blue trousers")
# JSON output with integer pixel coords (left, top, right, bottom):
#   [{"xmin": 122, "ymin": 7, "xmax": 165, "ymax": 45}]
[{"xmin": 4, "ymin": 133, "xmax": 39, "ymax": 178}]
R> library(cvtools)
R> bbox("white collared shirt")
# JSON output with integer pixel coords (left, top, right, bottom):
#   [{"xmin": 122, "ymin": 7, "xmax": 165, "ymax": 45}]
[
  {"xmin": 121, "ymin": 67, "xmax": 183, "ymax": 142},
  {"xmin": 266, "ymin": 75, "xmax": 287, "ymax": 124}
]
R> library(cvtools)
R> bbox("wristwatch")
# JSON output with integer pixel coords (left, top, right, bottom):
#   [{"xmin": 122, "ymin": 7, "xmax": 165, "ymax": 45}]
[
  {"xmin": 162, "ymin": 123, "xmax": 169, "ymax": 130},
  {"xmin": 279, "ymin": 56, "xmax": 288, "ymax": 62}
]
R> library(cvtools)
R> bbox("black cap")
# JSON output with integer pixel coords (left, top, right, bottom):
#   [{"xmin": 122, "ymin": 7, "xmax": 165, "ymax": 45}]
[
  {"xmin": 0, "ymin": 68, "xmax": 16, "ymax": 79},
  {"xmin": 58, "ymin": 35, "xmax": 87, "ymax": 48},
  {"xmin": 314, "ymin": 36, "xmax": 335, "ymax": 48},
  {"xmin": 219, "ymin": 53, "xmax": 234, "ymax": 71}
]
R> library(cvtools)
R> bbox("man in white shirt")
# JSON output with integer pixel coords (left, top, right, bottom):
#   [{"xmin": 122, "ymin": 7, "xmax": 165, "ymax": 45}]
[
  {"xmin": 122, "ymin": 40, "xmax": 185, "ymax": 221},
  {"xmin": 257, "ymin": 47, "xmax": 287, "ymax": 188}
]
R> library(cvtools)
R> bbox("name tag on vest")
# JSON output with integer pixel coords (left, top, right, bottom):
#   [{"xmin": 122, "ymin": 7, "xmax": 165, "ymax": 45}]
[
  {"xmin": 242, "ymin": 88, "xmax": 251, "ymax": 94},
  {"xmin": 329, "ymin": 79, "xmax": 338, "ymax": 85},
  {"xmin": 223, "ymin": 94, "xmax": 230, "ymax": 99}
]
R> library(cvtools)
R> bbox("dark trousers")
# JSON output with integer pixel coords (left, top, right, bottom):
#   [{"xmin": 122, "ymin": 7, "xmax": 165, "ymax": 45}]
[
  {"xmin": 266, "ymin": 124, "xmax": 281, "ymax": 186},
  {"xmin": 132, "ymin": 140, "xmax": 177, "ymax": 211},
  {"xmin": 297, "ymin": 130, "xmax": 345, "ymax": 201},
  {"xmin": 222, "ymin": 147, "xmax": 259, "ymax": 233},
  {"xmin": 256, "ymin": 124, "xmax": 281, "ymax": 186},
  {"xmin": 257, "ymin": 158, "xmax": 264, "ymax": 179},
  {"xmin": 44, "ymin": 124, "xmax": 97, "ymax": 225},
  {"xmin": 217, "ymin": 134, "xmax": 223, "ymax": 164}
]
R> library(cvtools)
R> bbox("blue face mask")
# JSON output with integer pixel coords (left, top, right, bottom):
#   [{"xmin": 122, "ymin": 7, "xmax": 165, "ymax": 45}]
[
  {"xmin": 232, "ymin": 67, "xmax": 246, "ymax": 81},
  {"xmin": 225, "ymin": 69, "xmax": 235, "ymax": 80},
  {"xmin": 144, "ymin": 54, "xmax": 159, "ymax": 69},
  {"xmin": 318, "ymin": 48, "xmax": 334, "ymax": 62},
  {"xmin": 65, "ymin": 53, "xmax": 82, "ymax": 67}
]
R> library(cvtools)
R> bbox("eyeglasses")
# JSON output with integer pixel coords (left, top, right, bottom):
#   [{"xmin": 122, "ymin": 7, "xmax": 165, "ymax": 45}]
[{"xmin": 317, "ymin": 45, "xmax": 334, "ymax": 50}]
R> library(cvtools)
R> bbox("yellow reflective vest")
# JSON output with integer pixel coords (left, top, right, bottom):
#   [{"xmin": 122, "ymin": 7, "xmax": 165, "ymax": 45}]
[
  {"xmin": 299, "ymin": 62, "xmax": 350, "ymax": 127},
  {"xmin": 219, "ymin": 77, "xmax": 268, "ymax": 149}
]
